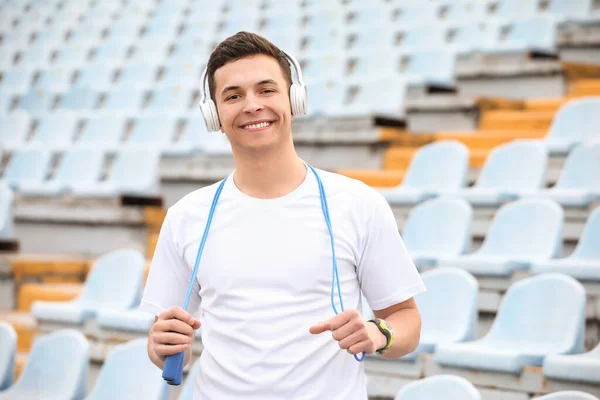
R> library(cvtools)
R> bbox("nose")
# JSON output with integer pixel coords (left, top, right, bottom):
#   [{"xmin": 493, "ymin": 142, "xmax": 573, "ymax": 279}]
[{"xmin": 242, "ymin": 93, "xmax": 264, "ymax": 114}]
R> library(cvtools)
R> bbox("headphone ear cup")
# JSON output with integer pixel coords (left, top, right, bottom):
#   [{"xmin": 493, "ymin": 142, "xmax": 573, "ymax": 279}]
[
  {"xmin": 200, "ymin": 99, "xmax": 221, "ymax": 132},
  {"xmin": 290, "ymin": 83, "xmax": 307, "ymax": 117}
]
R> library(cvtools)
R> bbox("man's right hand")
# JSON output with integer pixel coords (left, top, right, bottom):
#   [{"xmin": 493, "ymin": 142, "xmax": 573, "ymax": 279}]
[{"xmin": 148, "ymin": 306, "xmax": 202, "ymax": 369}]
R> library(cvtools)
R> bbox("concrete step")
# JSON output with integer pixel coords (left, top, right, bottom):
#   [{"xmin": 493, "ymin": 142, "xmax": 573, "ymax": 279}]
[
  {"xmin": 479, "ymin": 110, "xmax": 555, "ymax": 131},
  {"xmin": 16, "ymin": 282, "xmax": 82, "ymax": 312},
  {"xmin": 336, "ymin": 169, "xmax": 404, "ymax": 187},
  {"xmin": 0, "ymin": 311, "xmax": 37, "ymax": 353},
  {"xmin": 568, "ymin": 79, "xmax": 600, "ymax": 97}
]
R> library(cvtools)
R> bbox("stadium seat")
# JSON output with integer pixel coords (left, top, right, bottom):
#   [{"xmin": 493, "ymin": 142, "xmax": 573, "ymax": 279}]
[
  {"xmin": 0, "ymin": 322, "xmax": 16, "ymax": 391},
  {"xmin": 0, "ymin": 68, "xmax": 35, "ymax": 94},
  {"xmin": 128, "ymin": 39, "xmax": 172, "ymax": 65},
  {"xmin": 74, "ymin": 64, "xmax": 117, "ymax": 89},
  {"xmin": 160, "ymin": 62, "xmax": 204, "ymax": 86},
  {"xmin": 455, "ymin": 140, "xmax": 548, "ymax": 206},
  {"xmin": 34, "ymin": 66, "xmax": 76, "ymax": 91},
  {"xmin": 90, "ymin": 41, "xmax": 132, "ymax": 65},
  {"xmin": 31, "ymin": 249, "xmax": 146, "ymax": 324},
  {"xmin": 379, "ymin": 140, "xmax": 469, "ymax": 205},
  {"xmin": 486, "ymin": 16, "xmax": 558, "ymax": 54},
  {"xmin": 0, "ymin": 329, "xmax": 89, "ymax": 400},
  {"xmin": 534, "ymin": 392, "xmax": 600, "ymax": 400},
  {"xmin": 544, "ymin": 97, "xmax": 600, "ymax": 155},
  {"xmin": 487, "ymin": 0, "xmax": 540, "ymax": 21},
  {"xmin": 0, "ymin": 112, "xmax": 30, "ymax": 150},
  {"xmin": 434, "ymin": 273, "xmax": 586, "ymax": 374},
  {"xmin": 126, "ymin": 113, "xmax": 178, "ymax": 149},
  {"xmin": 53, "ymin": 40, "xmax": 95, "ymax": 67},
  {"xmin": 84, "ymin": 338, "xmax": 169, "ymax": 400},
  {"xmin": 401, "ymin": 197, "xmax": 472, "ymax": 268},
  {"xmin": 392, "ymin": 4, "xmax": 438, "ymax": 27},
  {"xmin": 439, "ymin": 1, "xmax": 486, "ymax": 24},
  {"xmin": 18, "ymin": 149, "xmax": 105, "ymax": 197},
  {"xmin": 101, "ymin": 86, "xmax": 148, "ymax": 112},
  {"xmin": 400, "ymin": 49, "xmax": 456, "ymax": 88},
  {"xmin": 397, "ymin": 24, "xmax": 447, "ymax": 52},
  {"xmin": 446, "ymin": 23, "xmax": 499, "ymax": 55},
  {"xmin": 117, "ymin": 63, "xmax": 160, "ymax": 88},
  {"xmin": 402, "ymin": 268, "xmax": 478, "ymax": 361},
  {"xmin": 0, "ymin": 148, "xmax": 53, "ymax": 191},
  {"xmin": 394, "ymin": 375, "xmax": 481, "ymax": 400},
  {"xmin": 15, "ymin": 89, "xmax": 54, "ymax": 116},
  {"xmin": 531, "ymin": 207, "xmax": 600, "ymax": 281},
  {"xmin": 542, "ymin": 0, "xmax": 595, "ymax": 22},
  {"xmin": 542, "ymin": 341, "xmax": 600, "ymax": 385},
  {"xmin": 71, "ymin": 149, "xmax": 161, "ymax": 198},
  {"xmin": 58, "ymin": 86, "xmax": 101, "ymax": 110},
  {"xmin": 0, "ymin": 183, "xmax": 15, "ymax": 240},
  {"xmin": 75, "ymin": 113, "xmax": 126, "ymax": 150},
  {"xmin": 327, "ymin": 77, "xmax": 406, "ymax": 118},
  {"xmin": 147, "ymin": 85, "xmax": 193, "ymax": 110},
  {"xmin": 438, "ymin": 198, "xmax": 563, "ymax": 276},
  {"xmin": 29, "ymin": 111, "xmax": 79, "ymax": 149},
  {"xmin": 0, "ymin": 92, "xmax": 14, "ymax": 115},
  {"xmin": 96, "ymin": 307, "xmax": 154, "ymax": 333},
  {"xmin": 523, "ymin": 143, "xmax": 600, "ymax": 207},
  {"xmin": 178, "ymin": 357, "xmax": 202, "ymax": 400},
  {"xmin": 301, "ymin": 80, "xmax": 345, "ymax": 118}
]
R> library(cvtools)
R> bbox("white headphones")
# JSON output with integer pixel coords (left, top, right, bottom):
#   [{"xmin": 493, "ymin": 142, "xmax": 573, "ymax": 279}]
[{"xmin": 198, "ymin": 50, "xmax": 307, "ymax": 132}]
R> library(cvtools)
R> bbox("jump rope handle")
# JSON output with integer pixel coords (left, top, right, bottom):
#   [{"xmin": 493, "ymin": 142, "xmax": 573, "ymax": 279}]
[{"xmin": 162, "ymin": 352, "xmax": 185, "ymax": 385}]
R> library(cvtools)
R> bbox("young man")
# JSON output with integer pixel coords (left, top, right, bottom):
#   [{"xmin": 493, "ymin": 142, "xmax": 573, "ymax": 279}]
[{"xmin": 141, "ymin": 32, "xmax": 425, "ymax": 399}]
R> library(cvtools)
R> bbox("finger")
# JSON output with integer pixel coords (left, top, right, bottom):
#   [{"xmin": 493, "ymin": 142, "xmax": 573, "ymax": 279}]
[
  {"xmin": 348, "ymin": 340, "xmax": 371, "ymax": 355},
  {"xmin": 309, "ymin": 321, "xmax": 331, "ymax": 334},
  {"xmin": 153, "ymin": 332, "xmax": 193, "ymax": 346},
  {"xmin": 158, "ymin": 307, "xmax": 197, "ymax": 325},
  {"xmin": 190, "ymin": 319, "xmax": 202, "ymax": 330},
  {"xmin": 325, "ymin": 309, "xmax": 360, "ymax": 331},
  {"xmin": 337, "ymin": 329, "xmax": 369, "ymax": 350},
  {"xmin": 331, "ymin": 318, "xmax": 364, "ymax": 341},
  {"xmin": 155, "ymin": 319, "xmax": 194, "ymax": 336},
  {"xmin": 153, "ymin": 343, "xmax": 189, "ymax": 357}
]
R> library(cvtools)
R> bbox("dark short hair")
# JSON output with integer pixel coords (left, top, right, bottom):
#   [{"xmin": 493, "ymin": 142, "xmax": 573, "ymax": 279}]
[{"xmin": 206, "ymin": 31, "xmax": 293, "ymax": 104}]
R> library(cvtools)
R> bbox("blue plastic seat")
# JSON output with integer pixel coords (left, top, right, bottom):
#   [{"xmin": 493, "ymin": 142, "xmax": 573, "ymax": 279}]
[
  {"xmin": 400, "ymin": 50, "xmax": 456, "ymax": 88},
  {"xmin": 15, "ymin": 88, "xmax": 55, "ymax": 116},
  {"xmin": 126, "ymin": 113, "xmax": 178, "ymax": 149},
  {"xmin": 327, "ymin": 78, "xmax": 406, "ymax": 119},
  {"xmin": 434, "ymin": 273, "xmax": 585, "ymax": 374},
  {"xmin": 164, "ymin": 115, "xmax": 207, "ymax": 156},
  {"xmin": 115, "ymin": 63, "xmax": 159, "ymax": 89},
  {"xmin": 302, "ymin": 80, "xmax": 345, "ymax": 118},
  {"xmin": 177, "ymin": 357, "xmax": 202, "ymax": 400},
  {"xmin": 0, "ymin": 112, "xmax": 30, "ymax": 150},
  {"xmin": 0, "ymin": 182, "xmax": 15, "ymax": 240},
  {"xmin": 1, "ymin": 148, "xmax": 52, "ymax": 191},
  {"xmin": 160, "ymin": 62, "xmax": 204, "ymax": 87},
  {"xmin": 402, "ymin": 268, "xmax": 478, "ymax": 361},
  {"xmin": 96, "ymin": 307, "xmax": 155, "ymax": 333},
  {"xmin": 29, "ymin": 111, "xmax": 79, "ymax": 149},
  {"xmin": 486, "ymin": 16, "xmax": 557, "ymax": 54},
  {"xmin": 531, "ymin": 208, "xmax": 600, "ymax": 281},
  {"xmin": 71, "ymin": 149, "xmax": 161, "ymax": 198},
  {"xmin": 487, "ymin": 0, "xmax": 540, "ymax": 21},
  {"xmin": 397, "ymin": 24, "xmax": 446, "ymax": 52},
  {"xmin": 91, "ymin": 41, "xmax": 131, "ymax": 65},
  {"xmin": 542, "ymin": 0, "xmax": 594, "ymax": 22},
  {"xmin": 53, "ymin": 40, "xmax": 94, "ymax": 67},
  {"xmin": 524, "ymin": 143, "xmax": 600, "ymax": 207},
  {"xmin": 544, "ymin": 97, "xmax": 600, "ymax": 155},
  {"xmin": 457, "ymin": 140, "xmax": 548, "ymax": 206},
  {"xmin": 0, "ymin": 322, "xmax": 16, "ymax": 391},
  {"xmin": 300, "ymin": 54, "xmax": 346, "ymax": 83},
  {"xmin": 402, "ymin": 198, "xmax": 472, "ymax": 268},
  {"xmin": 18, "ymin": 149, "xmax": 105, "ymax": 197},
  {"xmin": 534, "ymin": 391, "xmax": 599, "ymax": 400},
  {"xmin": 0, "ymin": 68, "xmax": 34, "ymax": 93},
  {"xmin": 58, "ymin": 87, "xmax": 101, "ymax": 110},
  {"xmin": 84, "ymin": 338, "xmax": 169, "ymax": 400},
  {"xmin": 0, "ymin": 329, "xmax": 88, "ymax": 400},
  {"xmin": 76, "ymin": 113, "xmax": 126, "ymax": 150},
  {"xmin": 438, "ymin": 198, "xmax": 563, "ymax": 276},
  {"xmin": 102, "ymin": 87, "xmax": 147, "ymax": 112},
  {"xmin": 395, "ymin": 375, "xmax": 481, "ymax": 400},
  {"xmin": 347, "ymin": 5, "xmax": 393, "ymax": 27},
  {"xmin": 380, "ymin": 140, "xmax": 469, "ymax": 205},
  {"xmin": 438, "ymin": 1, "xmax": 486, "ymax": 24},
  {"xmin": 447, "ymin": 23, "xmax": 499, "ymax": 55},
  {"xmin": 34, "ymin": 66, "xmax": 76, "ymax": 91},
  {"xmin": 128, "ymin": 39, "xmax": 171, "ymax": 65},
  {"xmin": 0, "ymin": 92, "xmax": 14, "ymax": 115},
  {"xmin": 542, "ymin": 342, "xmax": 600, "ymax": 385},
  {"xmin": 32, "ymin": 249, "xmax": 146, "ymax": 324},
  {"xmin": 392, "ymin": 5, "xmax": 437, "ymax": 27},
  {"xmin": 74, "ymin": 64, "xmax": 117, "ymax": 89},
  {"xmin": 346, "ymin": 27, "xmax": 396, "ymax": 52}
]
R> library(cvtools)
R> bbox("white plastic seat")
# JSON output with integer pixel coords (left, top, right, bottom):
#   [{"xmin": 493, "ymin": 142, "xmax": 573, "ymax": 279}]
[
  {"xmin": 126, "ymin": 113, "xmax": 178, "ymax": 150},
  {"xmin": 395, "ymin": 375, "xmax": 481, "ymax": 400},
  {"xmin": 58, "ymin": 87, "xmax": 101, "ymax": 110},
  {"xmin": 438, "ymin": 198, "xmax": 563, "ymax": 276},
  {"xmin": 1, "ymin": 148, "xmax": 52, "ymax": 191},
  {"xmin": 96, "ymin": 307, "xmax": 155, "ymax": 333},
  {"xmin": 534, "ymin": 391, "xmax": 600, "ymax": 400},
  {"xmin": 542, "ymin": 342, "xmax": 600, "ymax": 385},
  {"xmin": 34, "ymin": 66, "xmax": 76, "ymax": 91},
  {"xmin": 84, "ymin": 338, "xmax": 169, "ymax": 400},
  {"xmin": 0, "ymin": 329, "xmax": 89, "ymax": 400},
  {"xmin": 0, "ymin": 112, "xmax": 30, "ymax": 150},
  {"xmin": 402, "ymin": 197, "xmax": 472, "ymax": 268},
  {"xmin": 0, "ymin": 68, "xmax": 35, "ymax": 94},
  {"xmin": 531, "ymin": 208, "xmax": 600, "ymax": 281},
  {"xmin": 0, "ymin": 322, "xmax": 16, "ymax": 391},
  {"xmin": 15, "ymin": 88, "xmax": 55, "ymax": 116},
  {"xmin": 102, "ymin": 87, "xmax": 148, "ymax": 112},
  {"xmin": 434, "ymin": 273, "xmax": 586, "ymax": 374},
  {"xmin": 29, "ymin": 111, "xmax": 79, "ymax": 149},
  {"xmin": 0, "ymin": 182, "xmax": 15, "ymax": 239},
  {"xmin": 75, "ymin": 113, "xmax": 126, "ymax": 150},
  {"xmin": 485, "ymin": 16, "xmax": 557, "ymax": 55},
  {"xmin": 32, "ymin": 249, "xmax": 146, "ymax": 324},
  {"xmin": 74, "ymin": 64, "xmax": 117, "ymax": 89},
  {"xmin": 380, "ymin": 140, "xmax": 469, "ymax": 205},
  {"xmin": 543, "ymin": 97, "xmax": 600, "ymax": 155},
  {"xmin": 399, "ymin": 50, "xmax": 456, "ymax": 88},
  {"xmin": 456, "ymin": 140, "xmax": 548, "ymax": 206}
]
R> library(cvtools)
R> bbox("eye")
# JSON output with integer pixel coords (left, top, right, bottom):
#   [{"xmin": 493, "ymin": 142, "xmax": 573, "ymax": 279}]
[
  {"xmin": 225, "ymin": 94, "xmax": 241, "ymax": 101},
  {"xmin": 261, "ymin": 89, "xmax": 276, "ymax": 94}
]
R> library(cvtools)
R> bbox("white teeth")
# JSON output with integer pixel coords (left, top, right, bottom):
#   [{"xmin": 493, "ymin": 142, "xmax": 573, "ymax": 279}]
[{"xmin": 245, "ymin": 121, "xmax": 271, "ymax": 129}]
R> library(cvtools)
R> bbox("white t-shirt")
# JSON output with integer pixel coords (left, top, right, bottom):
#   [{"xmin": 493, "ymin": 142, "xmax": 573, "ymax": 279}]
[{"xmin": 141, "ymin": 166, "xmax": 425, "ymax": 400}]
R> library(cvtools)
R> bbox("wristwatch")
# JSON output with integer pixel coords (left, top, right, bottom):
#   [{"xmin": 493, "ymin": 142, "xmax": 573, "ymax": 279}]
[{"xmin": 368, "ymin": 318, "xmax": 395, "ymax": 354}]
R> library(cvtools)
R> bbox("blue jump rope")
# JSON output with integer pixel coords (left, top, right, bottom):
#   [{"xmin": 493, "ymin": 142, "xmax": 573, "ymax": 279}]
[{"xmin": 162, "ymin": 164, "xmax": 364, "ymax": 386}]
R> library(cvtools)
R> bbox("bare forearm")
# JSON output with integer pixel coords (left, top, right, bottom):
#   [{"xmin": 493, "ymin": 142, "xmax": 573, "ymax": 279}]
[{"xmin": 377, "ymin": 307, "xmax": 421, "ymax": 360}]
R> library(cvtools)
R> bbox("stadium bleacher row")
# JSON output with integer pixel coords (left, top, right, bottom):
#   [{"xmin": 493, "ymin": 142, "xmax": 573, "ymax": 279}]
[{"xmin": 2, "ymin": 0, "xmax": 600, "ymax": 398}]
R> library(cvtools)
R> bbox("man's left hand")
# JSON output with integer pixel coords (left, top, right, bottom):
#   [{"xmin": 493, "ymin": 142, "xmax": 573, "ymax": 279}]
[{"xmin": 309, "ymin": 309, "xmax": 386, "ymax": 355}]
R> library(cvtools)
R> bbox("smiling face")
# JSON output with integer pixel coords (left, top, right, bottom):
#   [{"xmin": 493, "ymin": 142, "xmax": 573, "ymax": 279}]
[{"xmin": 213, "ymin": 54, "xmax": 293, "ymax": 155}]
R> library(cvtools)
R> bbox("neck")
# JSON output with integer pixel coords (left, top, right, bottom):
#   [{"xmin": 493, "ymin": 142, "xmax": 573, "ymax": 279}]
[{"xmin": 231, "ymin": 143, "xmax": 307, "ymax": 199}]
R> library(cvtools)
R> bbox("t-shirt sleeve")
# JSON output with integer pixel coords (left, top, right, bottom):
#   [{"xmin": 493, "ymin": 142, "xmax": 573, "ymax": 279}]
[
  {"xmin": 140, "ymin": 208, "xmax": 202, "ymax": 319},
  {"xmin": 357, "ymin": 189, "xmax": 426, "ymax": 311}
]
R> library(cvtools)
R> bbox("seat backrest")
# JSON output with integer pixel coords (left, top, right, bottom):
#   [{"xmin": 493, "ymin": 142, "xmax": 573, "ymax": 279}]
[
  {"xmin": 177, "ymin": 357, "xmax": 202, "ymax": 400},
  {"xmin": 304, "ymin": 80, "xmax": 345, "ymax": 116},
  {"xmin": 480, "ymin": 198, "xmax": 563, "ymax": 258},
  {"xmin": 485, "ymin": 273, "xmax": 585, "ymax": 353},
  {"xmin": 3, "ymin": 148, "xmax": 52, "ymax": 185},
  {"xmin": 0, "ymin": 182, "xmax": 15, "ymax": 238},
  {"xmin": 546, "ymin": 97, "xmax": 600, "ymax": 141},
  {"xmin": 31, "ymin": 112, "xmax": 79, "ymax": 148},
  {"xmin": 401, "ymin": 50, "xmax": 456, "ymax": 86},
  {"xmin": 108, "ymin": 149, "xmax": 161, "ymax": 195},
  {"xmin": 499, "ymin": 16, "xmax": 557, "ymax": 51},
  {"xmin": 78, "ymin": 114, "xmax": 126, "ymax": 147},
  {"xmin": 11, "ymin": 329, "xmax": 88, "ymax": 399},
  {"xmin": 393, "ymin": 5, "xmax": 437, "ymax": 25},
  {"xmin": 475, "ymin": 140, "xmax": 547, "ymax": 190},
  {"xmin": 79, "ymin": 248, "xmax": 145, "ymax": 308},
  {"xmin": 399, "ymin": 24, "xmax": 446, "ymax": 49},
  {"xmin": 544, "ymin": 0, "xmax": 593, "ymax": 20},
  {"xmin": 402, "ymin": 140, "xmax": 469, "ymax": 190},
  {"xmin": 148, "ymin": 85, "xmax": 193, "ymax": 110},
  {"xmin": 402, "ymin": 197, "xmax": 472, "ymax": 256},
  {"xmin": 0, "ymin": 112, "xmax": 30, "ymax": 147},
  {"xmin": 535, "ymin": 391, "xmax": 600, "ymax": 400},
  {"xmin": 488, "ymin": 0, "xmax": 539, "ymax": 20},
  {"xmin": 86, "ymin": 338, "xmax": 169, "ymax": 400},
  {"xmin": 417, "ymin": 268, "xmax": 479, "ymax": 342},
  {"xmin": 103, "ymin": 87, "xmax": 147, "ymax": 111},
  {"xmin": 0, "ymin": 322, "xmax": 16, "ymax": 390},
  {"xmin": 60, "ymin": 86, "xmax": 101, "ymax": 110},
  {"xmin": 128, "ymin": 114, "xmax": 177, "ymax": 145},
  {"xmin": 53, "ymin": 149, "xmax": 105, "ymax": 186},
  {"xmin": 572, "ymin": 208, "xmax": 600, "ymax": 259},
  {"xmin": 555, "ymin": 143, "xmax": 600, "ymax": 189},
  {"xmin": 395, "ymin": 375, "xmax": 481, "ymax": 400}
]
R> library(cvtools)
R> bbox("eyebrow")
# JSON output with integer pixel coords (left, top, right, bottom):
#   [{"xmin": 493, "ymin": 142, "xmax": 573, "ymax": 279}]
[{"xmin": 221, "ymin": 79, "xmax": 279, "ymax": 96}]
